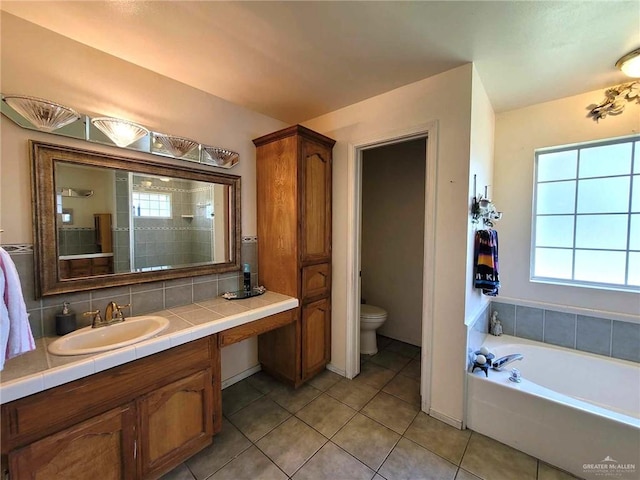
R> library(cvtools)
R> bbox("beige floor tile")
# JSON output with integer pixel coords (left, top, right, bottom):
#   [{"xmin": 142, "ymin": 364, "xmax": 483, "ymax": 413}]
[
  {"xmin": 185, "ymin": 418, "xmax": 251, "ymax": 479},
  {"xmin": 296, "ymin": 393, "xmax": 357, "ymax": 438},
  {"xmin": 353, "ymin": 361, "xmax": 396, "ymax": 389},
  {"xmin": 221, "ymin": 379, "xmax": 263, "ymax": 416},
  {"xmin": 404, "ymin": 413, "xmax": 471, "ymax": 465},
  {"xmin": 308, "ymin": 369, "xmax": 343, "ymax": 391},
  {"xmin": 246, "ymin": 370, "xmax": 281, "ymax": 394},
  {"xmin": 269, "ymin": 382, "xmax": 322, "ymax": 413},
  {"xmin": 332, "ymin": 413, "xmax": 401, "ymax": 471},
  {"xmin": 382, "ymin": 373, "xmax": 421, "ymax": 406},
  {"xmin": 461, "ymin": 433, "xmax": 537, "ymax": 480},
  {"xmin": 455, "ymin": 468, "xmax": 482, "ymax": 480},
  {"xmin": 399, "ymin": 358, "xmax": 421, "ymax": 379},
  {"xmin": 208, "ymin": 446, "xmax": 287, "ymax": 480},
  {"xmin": 292, "ymin": 442, "xmax": 374, "ymax": 480},
  {"xmin": 379, "ymin": 437, "xmax": 457, "ymax": 480},
  {"xmin": 369, "ymin": 349, "xmax": 412, "ymax": 372},
  {"xmin": 377, "ymin": 335, "xmax": 394, "ymax": 349},
  {"xmin": 256, "ymin": 417, "xmax": 327, "ymax": 476},
  {"xmin": 538, "ymin": 462, "xmax": 583, "ymax": 479},
  {"xmin": 386, "ymin": 340, "xmax": 421, "ymax": 358},
  {"xmin": 228, "ymin": 396, "xmax": 291, "ymax": 442},
  {"xmin": 160, "ymin": 463, "xmax": 195, "ymax": 480},
  {"xmin": 326, "ymin": 378, "xmax": 379, "ymax": 410},
  {"xmin": 361, "ymin": 391, "xmax": 419, "ymax": 434}
]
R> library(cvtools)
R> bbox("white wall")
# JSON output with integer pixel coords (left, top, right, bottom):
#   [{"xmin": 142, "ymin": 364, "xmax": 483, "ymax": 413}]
[
  {"xmin": 464, "ymin": 67, "xmax": 496, "ymax": 326},
  {"xmin": 494, "ymin": 88, "xmax": 640, "ymax": 320},
  {"xmin": 0, "ymin": 12, "xmax": 287, "ymax": 382},
  {"xmin": 361, "ymin": 139, "xmax": 425, "ymax": 346},
  {"xmin": 305, "ymin": 64, "xmax": 476, "ymax": 425}
]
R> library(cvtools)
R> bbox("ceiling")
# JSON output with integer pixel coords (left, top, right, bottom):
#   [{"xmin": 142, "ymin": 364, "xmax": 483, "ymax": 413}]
[{"xmin": 1, "ymin": 1, "xmax": 638, "ymax": 124}]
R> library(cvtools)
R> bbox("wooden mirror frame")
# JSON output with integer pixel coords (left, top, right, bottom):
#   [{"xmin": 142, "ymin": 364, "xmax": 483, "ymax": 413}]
[{"xmin": 31, "ymin": 141, "xmax": 241, "ymax": 297}]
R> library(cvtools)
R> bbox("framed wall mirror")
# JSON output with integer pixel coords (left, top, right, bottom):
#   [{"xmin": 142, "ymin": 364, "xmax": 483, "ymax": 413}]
[{"xmin": 31, "ymin": 141, "xmax": 241, "ymax": 297}]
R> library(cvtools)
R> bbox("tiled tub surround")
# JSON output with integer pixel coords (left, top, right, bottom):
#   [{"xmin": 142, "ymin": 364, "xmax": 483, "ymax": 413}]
[
  {"xmin": 490, "ymin": 301, "xmax": 640, "ymax": 363},
  {"xmin": 0, "ymin": 291, "xmax": 297, "ymax": 404},
  {"xmin": 2, "ymin": 239, "xmax": 258, "ymax": 340}
]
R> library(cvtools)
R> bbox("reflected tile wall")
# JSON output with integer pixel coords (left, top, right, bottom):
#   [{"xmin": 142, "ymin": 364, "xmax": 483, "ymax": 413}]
[
  {"xmin": 3, "ymin": 240, "xmax": 257, "ymax": 339},
  {"xmin": 491, "ymin": 301, "xmax": 639, "ymax": 363}
]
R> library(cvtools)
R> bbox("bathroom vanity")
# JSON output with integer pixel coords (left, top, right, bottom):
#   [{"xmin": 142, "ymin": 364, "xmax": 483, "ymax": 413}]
[{"xmin": 0, "ymin": 293, "xmax": 297, "ymax": 479}]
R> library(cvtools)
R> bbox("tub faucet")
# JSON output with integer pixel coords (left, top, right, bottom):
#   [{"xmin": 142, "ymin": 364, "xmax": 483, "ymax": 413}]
[{"xmin": 491, "ymin": 354, "xmax": 523, "ymax": 371}]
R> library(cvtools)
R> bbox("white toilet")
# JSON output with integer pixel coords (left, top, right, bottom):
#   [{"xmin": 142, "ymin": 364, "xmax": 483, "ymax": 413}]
[{"xmin": 360, "ymin": 304, "xmax": 388, "ymax": 355}]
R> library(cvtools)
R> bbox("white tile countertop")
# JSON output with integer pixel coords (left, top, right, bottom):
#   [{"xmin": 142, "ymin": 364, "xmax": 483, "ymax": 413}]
[{"xmin": 0, "ymin": 291, "xmax": 298, "ymax": 404}]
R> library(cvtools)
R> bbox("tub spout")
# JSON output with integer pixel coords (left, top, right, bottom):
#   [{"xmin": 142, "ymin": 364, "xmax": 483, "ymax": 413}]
[{"xmin": 492, "ymin": 354, "xmax": 523, "ymax": 371}]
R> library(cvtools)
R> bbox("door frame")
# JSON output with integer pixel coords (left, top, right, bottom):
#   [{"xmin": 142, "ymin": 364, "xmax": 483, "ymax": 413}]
[{"xmin": 345, "ymin": 121, "xmax": 438, "ymax": 413}]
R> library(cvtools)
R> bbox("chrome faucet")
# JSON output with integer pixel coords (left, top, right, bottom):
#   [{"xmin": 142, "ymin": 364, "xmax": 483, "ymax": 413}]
[
  {"xmin": 491, "ymin": 353, "xmax": 523, "ymax": 371},
  {"xmin": 84, "ymin": 302, "xmax": 130, "ymax": 328}
]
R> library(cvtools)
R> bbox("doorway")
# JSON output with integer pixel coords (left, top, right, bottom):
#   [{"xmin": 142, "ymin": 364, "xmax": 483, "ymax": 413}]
[{"xmin": 345, "ymin": 122, "xmax": 438, "ymax": 413}]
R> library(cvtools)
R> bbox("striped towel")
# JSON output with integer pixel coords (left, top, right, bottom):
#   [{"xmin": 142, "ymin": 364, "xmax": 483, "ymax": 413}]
[{"xmin": 474, "ymin": 229, "xmax": 500, "ymax": 296}]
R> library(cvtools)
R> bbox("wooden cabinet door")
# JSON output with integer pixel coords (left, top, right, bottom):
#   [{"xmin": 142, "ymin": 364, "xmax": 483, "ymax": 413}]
[
  {"xmin": 301, "ymin": 297, "xmax": 331, "ymax": 380},
  {"xmin": 138, "ymin": 370, "xmax": 213, "ymax": 479},
  {"xmin": 300, "ymin": 139, "xmax": 332, "ymax": 263},
  {"xmin": 9, "ymin": 405, "xmax": 136, "ymax": 480}
]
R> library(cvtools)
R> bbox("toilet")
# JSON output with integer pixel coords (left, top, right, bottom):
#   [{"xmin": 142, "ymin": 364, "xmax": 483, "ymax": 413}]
[{"xmin": 360, "ymin": 304, "xmax": 388, "ymax": 355}]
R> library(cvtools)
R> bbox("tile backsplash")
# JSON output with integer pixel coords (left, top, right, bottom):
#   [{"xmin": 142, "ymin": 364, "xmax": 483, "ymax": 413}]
[
  {"xmin": 3, "ymin": 240, "xmax": 257, "ymax": 339},
  {"xmin": 490, "ymin": 301, "xmax": 640, "ymax": 363}
]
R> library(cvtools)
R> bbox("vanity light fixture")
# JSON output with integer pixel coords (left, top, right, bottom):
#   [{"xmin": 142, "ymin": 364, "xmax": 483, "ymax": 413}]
[
  {"xmin": 154, "ymin": 133, "xmax": 199, "ymax": 158},
  {"xmin": 91, "ymin": 117, "xmax": 149, "ymax": 148},
  {"xmin": 616, "ymin": 48, "xmax": 640, "ymax": 77},
  {"xmin": 202, "ymin": 146, "xmax": 240, "ymax": 168},
  {"xmin": 2, "ymin": 95, "xmax": 80, "ymax": 132}
]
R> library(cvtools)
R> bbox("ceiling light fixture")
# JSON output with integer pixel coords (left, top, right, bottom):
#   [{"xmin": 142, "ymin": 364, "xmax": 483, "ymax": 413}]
[
  {"xmin": 91, "ymin": 117, "xmax": 149, "ymax": 147},
  {"xmin": 616, "ymin": 48, "xmax": 640, "ymax": 77},
  {"xmin": 154, "ymin": 133, "xmax": 199, "ymax": 158},
  {"xmin": 2, "ymin": 95, "xmax": 80, "ymax": 132},
  {"xmin": 202, "ymin": 147, "xmax": 240, "ymax": 168}
]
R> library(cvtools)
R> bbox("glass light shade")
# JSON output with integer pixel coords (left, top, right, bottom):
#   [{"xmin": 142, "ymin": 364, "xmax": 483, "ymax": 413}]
[
  {"xmin": 202, "ymin": 146, "xmax": 239, "ymax": 168},
  {"xmin": 3, "ymin": 95, "xmax": 80, "ymax": 132},
  {"xmin": 154, "ymin": 133, "xmax": 199, "ymax": 157},
  {"xmin": 91, "ymin": 117, "xmax": 149, "ymax": 147},
  {"xmin": 616, "ymin": 48, "xmax": 640, "ymax": 77}
]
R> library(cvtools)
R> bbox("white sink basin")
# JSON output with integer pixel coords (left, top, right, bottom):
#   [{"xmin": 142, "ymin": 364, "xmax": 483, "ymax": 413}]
[{"xmin": 48, "ymin": 316, "xmax": 170, "ymax": 356}]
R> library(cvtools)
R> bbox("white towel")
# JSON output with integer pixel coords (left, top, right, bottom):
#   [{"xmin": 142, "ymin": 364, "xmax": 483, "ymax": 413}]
[{"xmin": 0, "ymin": 247, "xmax": 35, "ymax": 370}]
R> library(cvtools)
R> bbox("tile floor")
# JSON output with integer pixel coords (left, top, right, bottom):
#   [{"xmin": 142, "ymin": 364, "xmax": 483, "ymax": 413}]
[{"xmin": 162, "ymin": 336, "xmax": 581, "ymax": 480}]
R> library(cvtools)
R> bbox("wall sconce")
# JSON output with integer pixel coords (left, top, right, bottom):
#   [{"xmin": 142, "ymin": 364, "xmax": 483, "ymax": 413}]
[
  {"xmin": 616, "ymin": 48, "xmax": 640, "ymax": 78},
  {"xmin": 2, "ymin": 95, "xmax": 80, "ymax": 132},
  {"xmin": 91, "ymin": 117, "xmax": 149, "ymax": 148},
  {"xmin": 202, "ymin": 147, "xmax": 240, "ymax": 168}
]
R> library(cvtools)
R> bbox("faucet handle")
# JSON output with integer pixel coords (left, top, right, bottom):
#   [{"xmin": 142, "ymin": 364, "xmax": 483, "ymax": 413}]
[
  {"xmin": 115, "ymin": 303, "xmax": 130, "ymax": 320},
  {"xmin": 509, "ymin": 368, "xmax": 522, "ymax": 383},
  {"xmin": 83, "ymin": 310, "xmax": 103, "ymax": 328}
]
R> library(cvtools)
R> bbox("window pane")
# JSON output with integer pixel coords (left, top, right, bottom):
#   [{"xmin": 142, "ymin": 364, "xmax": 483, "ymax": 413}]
[
  {"xmin": 576, "ymin": 177, "xmax": 629, "ymax": 213},
  {"xmin": 537, "ymin": 150, "xmax": 577, "ymax": 182},
  {"xmin": 633, "ymin": 175, "xmax": 640, "ymax": 213},
  {"xmin": 535, "ymin": 215, "xmax": 574, "ymax": 247},
  {"xmin": 630, "ymin": 214, "xmax": 640, "ymax": 251},
  {"xmin": 575, "ymin": 214, "xmax": 628, "ymax": 250},
  {"xmin": 537, "ymin": 181, "xmax": 575, "ymax": 214},
  {"xmin": 628, "ymin": 252, "xmax": 640, "ymax": 286},
  {"xmin": 579, "ymin": 142, "xmax": 632, "ymax": 178},
  {"xmin": 635, "ymin": 143, "xmax": 640, "ymax": 174},
  {"xmin": 574, "ymin": 250, "xmax": 626, "ymax": 285},
  {"xmin": 534, "ymin": 248, "xmax": 573, "ymax": 279}
]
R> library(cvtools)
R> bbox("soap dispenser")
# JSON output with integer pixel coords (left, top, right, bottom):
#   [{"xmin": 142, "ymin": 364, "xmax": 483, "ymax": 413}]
[{"xmin": 55, "ymin": 301, "xmax": 77, "ymax": 335}]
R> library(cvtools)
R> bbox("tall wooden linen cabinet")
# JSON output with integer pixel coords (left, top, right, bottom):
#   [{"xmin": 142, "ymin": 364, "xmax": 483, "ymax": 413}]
[{"xmin": 253, "ymin": 125, "xmax": 335, "ymax": 387}]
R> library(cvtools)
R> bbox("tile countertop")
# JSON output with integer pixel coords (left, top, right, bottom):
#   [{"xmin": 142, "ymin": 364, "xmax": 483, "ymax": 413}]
[{"xmin": 0, "ymin": 292, "xmax": 298, "ymax": 405}]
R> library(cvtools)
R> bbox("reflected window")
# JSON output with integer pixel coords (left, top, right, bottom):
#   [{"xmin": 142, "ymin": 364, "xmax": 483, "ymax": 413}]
[{"xmin": 132, "ymin": 191, "xmax": 172, "ymax": 218}]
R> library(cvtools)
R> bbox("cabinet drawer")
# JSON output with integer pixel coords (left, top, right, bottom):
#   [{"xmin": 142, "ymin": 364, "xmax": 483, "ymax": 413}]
[
  {"xmin": 1, "ymin": 337, "xmax": 215, "ymax": 452},
  {"xmin": 219, "ymin": 310, "xmax": 295, "ymax": 347},
  {"xmin": 301, "ymin": 263, "xmax": 330, "ymax": 300}
]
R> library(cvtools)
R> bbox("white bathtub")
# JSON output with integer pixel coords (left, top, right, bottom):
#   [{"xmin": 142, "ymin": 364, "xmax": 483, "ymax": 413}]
[{"xmin": 466, "ymin": 335, "xmax": 639, "ymax": 480}]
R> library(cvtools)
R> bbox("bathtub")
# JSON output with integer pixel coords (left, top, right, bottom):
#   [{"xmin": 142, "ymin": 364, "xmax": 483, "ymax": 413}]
[{"xmin": 466, "ymin": 335, "xmax": 639, "ymax": 480}]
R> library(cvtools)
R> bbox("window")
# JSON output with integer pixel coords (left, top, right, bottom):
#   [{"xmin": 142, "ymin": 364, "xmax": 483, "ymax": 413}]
[
  {"xmin": 132, "ymin": 191, "xmax": 172, "ymax": 218},
  {"xmin": 532, "ymin": 136, "xmax": 640, "ymax": 291}
]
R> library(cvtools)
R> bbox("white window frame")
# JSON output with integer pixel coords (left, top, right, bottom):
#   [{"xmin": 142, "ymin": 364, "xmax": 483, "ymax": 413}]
[{"xmin": 531, "ymin": 135, "xmax": 639, "ymax": 292}]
